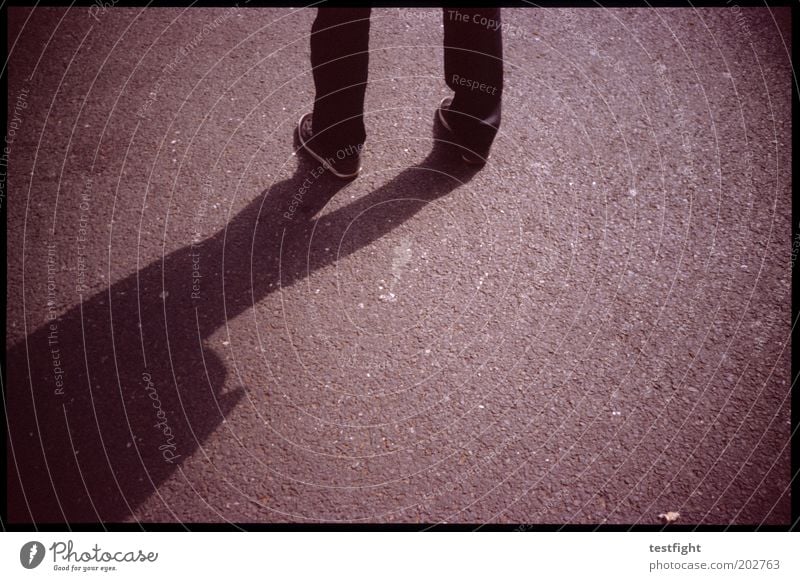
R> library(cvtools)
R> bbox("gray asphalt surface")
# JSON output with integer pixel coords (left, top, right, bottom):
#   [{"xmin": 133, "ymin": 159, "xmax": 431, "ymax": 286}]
[{"xmin": 5, "ymin": 7, "xmax": 793, "ymax": 525}]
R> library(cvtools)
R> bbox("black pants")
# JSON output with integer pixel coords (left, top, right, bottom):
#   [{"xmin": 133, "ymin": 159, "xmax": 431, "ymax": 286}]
[{"xmin": 310, "ymin": 8, "xmax": 503, "ymax": 159}]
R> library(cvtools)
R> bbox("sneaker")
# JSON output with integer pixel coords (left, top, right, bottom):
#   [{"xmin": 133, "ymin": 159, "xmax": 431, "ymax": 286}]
[
  {"xmin": 296, "ymin": 113, "xmax": 362, "ymax": 180},
  {"xmin": 437, "ymin": 97, "xmax": 488, "ymax": 167}
]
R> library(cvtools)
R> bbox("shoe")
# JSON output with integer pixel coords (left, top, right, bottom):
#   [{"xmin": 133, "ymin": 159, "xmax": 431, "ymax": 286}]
[
  {"xmin": 296, "ymin": 113, "xmax": 362, "ymax": 180},
  {"xmin": 437, "ymin": 97, "xmax": 488, "ymax": 167}
]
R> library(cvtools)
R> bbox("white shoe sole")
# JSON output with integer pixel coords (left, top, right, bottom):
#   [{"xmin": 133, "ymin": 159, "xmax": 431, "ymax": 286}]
[
  {"xmin": 296, "ymin": 113, "xmax": 361, "ymax": 180},
  {"xmin": 437, "ymin": 97, "xmax": 455, "ymax": 133}
]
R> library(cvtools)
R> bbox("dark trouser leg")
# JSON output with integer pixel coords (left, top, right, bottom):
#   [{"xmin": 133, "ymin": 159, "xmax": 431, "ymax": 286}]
[
  {"xmin": 310, "ymin": 8, "xmax": 371, "ymax": 155},
  {"xmin": 442, "ymin": 8, "xmax": 503, "ymax": 158}
]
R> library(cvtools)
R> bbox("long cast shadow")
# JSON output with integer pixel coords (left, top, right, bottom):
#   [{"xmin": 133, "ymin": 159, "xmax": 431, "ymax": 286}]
[{"xmin": 6, "ymin": 135, "xmax": 479, "ymax": 523}]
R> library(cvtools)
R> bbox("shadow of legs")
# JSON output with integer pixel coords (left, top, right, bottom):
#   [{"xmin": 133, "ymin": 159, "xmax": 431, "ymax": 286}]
[{"xmin": 6, "ymin": 137, "xmax": 477, "ymax": 523}]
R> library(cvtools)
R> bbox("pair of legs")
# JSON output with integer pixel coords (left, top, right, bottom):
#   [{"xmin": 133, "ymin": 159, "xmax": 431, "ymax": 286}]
[{"xmin": 307, "ymin": 7, "xmax": 503, "ymax": 166}]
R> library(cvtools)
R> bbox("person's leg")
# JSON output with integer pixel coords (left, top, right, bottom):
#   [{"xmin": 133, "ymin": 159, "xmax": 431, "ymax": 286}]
[
  {"xmin": 309, "ymin": 8, "xmax": 371, "ymax": 156},
  {"xmin": 442, "ymin": 8, "xmax": 503, "ymax": 160}
]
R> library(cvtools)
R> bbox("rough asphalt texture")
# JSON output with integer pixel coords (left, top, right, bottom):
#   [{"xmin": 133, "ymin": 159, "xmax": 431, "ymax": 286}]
[{"xmin": 5, "ymin": 7, "xmax": 792, "ymax": 525}]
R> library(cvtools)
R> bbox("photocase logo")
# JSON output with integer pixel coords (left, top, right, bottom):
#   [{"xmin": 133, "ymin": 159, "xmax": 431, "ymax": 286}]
[{"xmin": 20, "ymin": 541, "xmax": 46, "ymax": 569}]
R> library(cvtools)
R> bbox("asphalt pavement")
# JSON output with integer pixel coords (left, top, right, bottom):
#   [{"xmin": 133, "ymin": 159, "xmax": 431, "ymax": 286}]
[{"xmin": 5, "ymin": 6, "xmax": 793, "ymax": 524}]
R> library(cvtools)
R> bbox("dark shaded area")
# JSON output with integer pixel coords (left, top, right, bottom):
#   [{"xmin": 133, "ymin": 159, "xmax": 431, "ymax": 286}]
[{"xmin": 6, "ymin": 131, "xmax": 478, "ymax": 523}]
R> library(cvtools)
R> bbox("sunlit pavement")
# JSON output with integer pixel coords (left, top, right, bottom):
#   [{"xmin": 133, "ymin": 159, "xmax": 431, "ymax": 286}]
[{"xmin": 6, "ymin": 7, "xmax": 792, "ymax": 525}]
